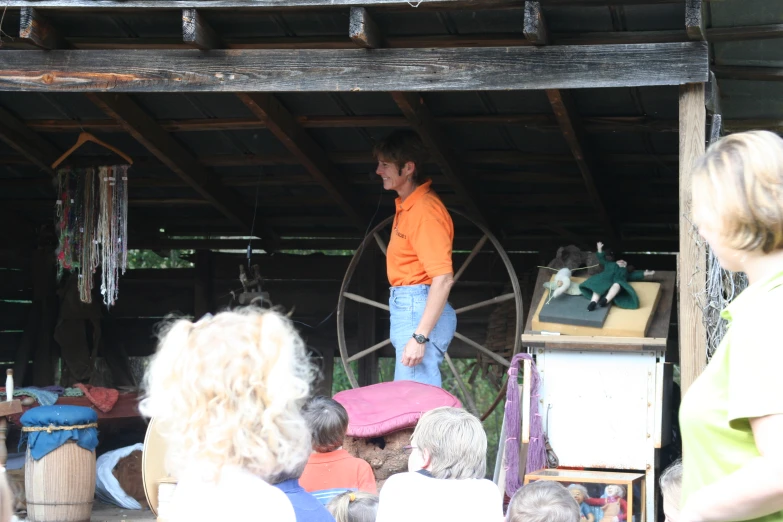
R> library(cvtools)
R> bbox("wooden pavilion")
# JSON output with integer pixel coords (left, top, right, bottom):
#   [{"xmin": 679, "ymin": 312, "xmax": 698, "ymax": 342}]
[{"xmin": 0, "ymin": 1, "xmax": 779, "ymax": 514}]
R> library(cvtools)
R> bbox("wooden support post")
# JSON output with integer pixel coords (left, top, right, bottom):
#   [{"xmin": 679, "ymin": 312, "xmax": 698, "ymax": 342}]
[
  {"xmin": 685, "ymin": 0, "xmax": 705, "ymax": 41},
  {"xmin": 357, "ymin": 251, "xmax": 379, "ymax": 386},
  {"xmin": 706, "ymin": 71, "xmax": 722, "ymax": 145},
  {"xmin": 193, "ymin": 250, "xmax": 213, "ymax": 319},
  {"xmin": 19, "ymin": 7, "xmax": 67, "ymax": 50},
  {"xmin": 523, "ymin": 1, "xmax": 549, "ymax": 45},
  {"xmin": 183, "ymin": 9, "xmax": 223, "ymax": 50},
  {"xmin": 678, "ymin": 83, "xmax": 707, "ymax": 395},
  {"xmin": 349, "ymin": 7, "xmax": 382, "ymax": 49}
]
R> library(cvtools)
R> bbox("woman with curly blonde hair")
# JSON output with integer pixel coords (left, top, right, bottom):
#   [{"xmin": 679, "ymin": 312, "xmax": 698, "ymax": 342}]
[
  {"xmin": 679, "ymin": 130, "xmax": 783, "ymax": 522},
  {"xmin": 140, "ymin": 307, "xmax": 316, "ymax": 521}
]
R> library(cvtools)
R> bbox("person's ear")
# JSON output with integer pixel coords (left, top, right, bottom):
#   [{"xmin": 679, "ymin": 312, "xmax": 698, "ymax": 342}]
[
  {"xmin": 404, "ymin": 161, "xmax": 415, "ymax": 178},
  {"xmin": 420, "ymin": 448, "xmax": 432, "ymax": 469}
]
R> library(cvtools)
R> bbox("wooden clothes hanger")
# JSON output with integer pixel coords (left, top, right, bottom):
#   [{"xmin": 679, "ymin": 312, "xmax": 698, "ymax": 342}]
[{"xmin": 51, "ymin": 131, "xmax": 134, "ymax": 170}]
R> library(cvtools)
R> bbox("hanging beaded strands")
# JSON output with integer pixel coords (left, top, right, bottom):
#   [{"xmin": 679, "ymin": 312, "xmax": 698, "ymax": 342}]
[
  {"xmin": 52, "ymin": 133, "xmax": 133, "ymax": 308},
  {"xmin": 97, "ymin": 166, "xmax": 129, "ymax": 307},
  {"xmin": 55, "ymin": 166, "xmax": 129, "ymax": 307}
]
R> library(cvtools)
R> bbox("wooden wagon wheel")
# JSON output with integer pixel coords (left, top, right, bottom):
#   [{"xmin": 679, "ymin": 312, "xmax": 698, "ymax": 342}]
[{"xmin": 336, "ymin": 208, "xmax": 524, "ymax": 421}]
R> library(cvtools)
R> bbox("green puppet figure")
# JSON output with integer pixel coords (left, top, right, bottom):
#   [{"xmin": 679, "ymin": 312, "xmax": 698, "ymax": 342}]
[{"xmin": 579, "ymin": 242, "xmax": 655, "ymax": 311}]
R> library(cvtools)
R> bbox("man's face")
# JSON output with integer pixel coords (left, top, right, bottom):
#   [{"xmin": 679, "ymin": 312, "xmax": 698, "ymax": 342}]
[{"xmin": 570, "ymin": 489, "xmax": 585, "ymax": 503}]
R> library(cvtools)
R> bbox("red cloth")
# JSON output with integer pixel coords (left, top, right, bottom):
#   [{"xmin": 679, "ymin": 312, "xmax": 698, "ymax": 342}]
[
  {"xmin": 75, "ymin": 383, "xmax": 119, "ymax": 413},
  {"xmin": 333, "ymin": 381, "xmax": 461, "ymax": 438}
]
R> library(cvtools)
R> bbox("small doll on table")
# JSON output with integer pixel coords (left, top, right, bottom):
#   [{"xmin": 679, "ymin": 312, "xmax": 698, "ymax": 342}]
[
  {"xmin": 579, "ymin": 242, "xmax": 655, "ymax": 312},
  {"xmin": 584, "ymin": 485, "xmax": 628, "ymax": 522},
  {"xmin": 567, "ymin": 484, "xmax": 595, "ymax": 522}
]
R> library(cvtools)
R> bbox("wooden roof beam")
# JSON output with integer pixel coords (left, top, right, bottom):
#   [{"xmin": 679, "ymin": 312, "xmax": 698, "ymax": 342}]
[
  {"xmin": 87, "ymin": 93, "xmax": 278, "ymax": 249},
  {"xmin": 712, "ymin": 66, "xmax": 783, "ymax": 82},
  {"xmin": 350, "ymin": 7, "xmax": 383, "ymax": 49},
  {"xmin": 0, "ymin": 44, "xmax": 709, "ymax": 92},
  {"xmin": 0, "ymin": 1, "xmax": 693, "ymax": 9},
  {"xmin": 522, "ymin": 1, "xmax": 617, "ymax": 243},
  {"xmin": 391, "ymin": 92, "xmax": 493, "ymax": 228},
  {"xmin": 183, "ymin": 9, "xmax": 224, "ymax": 50},
  {"xmin": 19, "ymin": 7, "xmax": 68, "ymax": 50},
  {"xmin": 685, "ymin": 0, "xmax": 705, "ymax": 41},
  {"xmin": 0, "ymin": 105, "xmax": 59, "ymax": 175},
  {"xmin": 236, "ymin": 93, "xmax": 369, "ymax": 229}
]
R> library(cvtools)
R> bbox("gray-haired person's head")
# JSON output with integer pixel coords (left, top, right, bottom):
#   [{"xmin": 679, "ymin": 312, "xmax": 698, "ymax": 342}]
[
  {"xmin": 302, "ymin": 395, "xmax": 349, "ymax": 453},
  {"xmin": 660, "ymin": 459, "xmax": 683, "ymax": 522},
  {"xmin": 410, "ymin": 407, "xmax": 487, "ymax": 480},
  {"xmin": 507, "ymin": 481, "xmax": 580, "ymax": 522}
]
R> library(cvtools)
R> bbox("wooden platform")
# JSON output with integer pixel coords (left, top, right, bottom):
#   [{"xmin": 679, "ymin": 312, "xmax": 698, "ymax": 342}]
[
  {"xmin": 523, "ymin": 269, "xmax": 676, "ymax": 352},
  {"xmin": 532, "ymin": 275, "xmax": 662, "ymax": 337},
  {"xmin": 90, "ymin": 502, "xmax": 156, "ymax": 522}
]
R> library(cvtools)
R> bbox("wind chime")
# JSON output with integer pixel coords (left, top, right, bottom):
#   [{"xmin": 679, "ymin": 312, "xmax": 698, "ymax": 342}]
[{"xmin": 53, "ymin": 132, "xmax": 134, "ymax": 307}]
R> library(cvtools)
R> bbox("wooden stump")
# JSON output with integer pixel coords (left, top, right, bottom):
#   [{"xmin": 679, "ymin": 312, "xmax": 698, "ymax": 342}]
[{"xmin": 343, "ymin": 428, "xmax": 414, "ymax": 490}]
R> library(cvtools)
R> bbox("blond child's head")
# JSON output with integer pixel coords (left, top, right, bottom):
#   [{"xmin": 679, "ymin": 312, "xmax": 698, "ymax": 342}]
[
  {"xmin": 660, "ymin": 459, "xmax": 683, "ymax": 522},
  {"xmin": 691, "ymin": 130, "xmax": 783, "ymax": 271},
  {"xmin": 140, "ymin": 308, "xmax": 315, "ymax": 482},
  {"xmin": 327, "ymin": 491, "xmax": 378, "ymax": 522},
  {"xmin": 507, "ymin": 481, "xmax": 580, "ymax": 522}
]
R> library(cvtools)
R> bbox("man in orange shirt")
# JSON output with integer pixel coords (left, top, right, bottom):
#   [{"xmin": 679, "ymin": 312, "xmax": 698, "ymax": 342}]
[{"xmin": 374, "ymin": 130, "xmax": 456, "ymax": 387}]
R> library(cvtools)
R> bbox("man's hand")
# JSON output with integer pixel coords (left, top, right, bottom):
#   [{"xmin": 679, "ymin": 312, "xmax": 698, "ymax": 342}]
[
  {"xmin": 401, "ymin": 337, "xmax": 426, "ymax": 367},
  {"xmin": 644, "ymin": 270, "xmax": 655, "ymax": 277},
  {"xmin": 597, "ymin": 241, "xmax": 604, "ymax": 252}
]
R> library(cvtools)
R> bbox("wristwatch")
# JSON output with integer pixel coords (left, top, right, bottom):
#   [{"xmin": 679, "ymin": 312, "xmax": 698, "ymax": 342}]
[{"xmin": 412, "ymin": 333, "xmax": 430, "ymax": 344}]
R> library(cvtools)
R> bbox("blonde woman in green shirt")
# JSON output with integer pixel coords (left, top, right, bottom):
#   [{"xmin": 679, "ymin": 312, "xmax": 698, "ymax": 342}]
[{"xmin": 680, "ymin": 130, "xmax": 783, "ymax": 522}]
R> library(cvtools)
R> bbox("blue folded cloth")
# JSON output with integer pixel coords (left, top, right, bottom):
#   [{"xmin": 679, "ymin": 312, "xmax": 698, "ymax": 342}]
[
  {"xmin": 20, "ymin": 405, "xmax": 99, "ymax": 460},
  {"xmin": 1, "ymin": 387, "xmax": 59, "ymax": 407}
]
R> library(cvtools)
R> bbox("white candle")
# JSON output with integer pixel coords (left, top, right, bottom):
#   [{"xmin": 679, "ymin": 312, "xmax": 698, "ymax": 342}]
[{"xmin": 5, "ymin": 369, "xmax": 13, "ymax": 402}]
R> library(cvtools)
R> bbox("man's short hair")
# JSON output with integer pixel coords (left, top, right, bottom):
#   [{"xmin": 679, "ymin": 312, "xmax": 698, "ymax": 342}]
[
  {"xmin": 412, "ymin": 407, "xmax": 487, "ymax": 480},
  {"xmin": 507, "ymin": 481, "xmax": 580, "ymax": 522},
  {"xmin": 302, "ymin": 395, "xmax": 349, "ymax": 453},
  {"xmin": 373, "ymin": 129, "xmax": 430, "ymax": 184}
]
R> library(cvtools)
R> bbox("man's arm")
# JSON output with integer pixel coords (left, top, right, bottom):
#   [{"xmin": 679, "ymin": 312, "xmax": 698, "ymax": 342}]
[{"xmin": 401, "ymin": 273, "xmax": 454, "ymax": 367}]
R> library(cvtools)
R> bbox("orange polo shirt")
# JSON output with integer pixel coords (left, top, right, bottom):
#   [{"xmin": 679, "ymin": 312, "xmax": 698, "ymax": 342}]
[
  {"xmin": 387, "ymin": 180, "xmax": 454, "ymax": 287},
  {"xmin": 299, "ymin": 449, "xmax": 377, "ymax": 494}
]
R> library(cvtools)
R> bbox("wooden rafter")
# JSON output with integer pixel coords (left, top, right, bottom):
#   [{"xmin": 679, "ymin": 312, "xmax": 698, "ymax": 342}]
[
  {"xmin": 523, "ymin": 2, "xmax": 617, "ymax": 243},
  {"xmin": 87, "ymin": 93, "xmax": 278, "ymax": 249},
  {"xmin": 182, "ymin": 9, "xmax": 223, "ymax": 50},
  {"xmin": 685, "ymin": 0, "xmax": 705, "ymax": 41},
  {"xmin": 19, "ymin": 7, "xmax": 68, "ymax": 50},
  {"xmin": 19, "ymin": 114, "xmax": 684, "ymax": 133},
  {"xmin": 0, "ymin": 106, "xmax": 60, "ymax": 175},
  {"xmin": 236, "ymin": 93, "xmax": 368, "ymax": 229},
  {"xmin": 349, "ymin": 7, "xmax": 383, "ymax": 49},
  {"xmin": 391, "ymin": 92, "xmax": 491, "ymax": 227},
  {"xmin": 0, "ymin": 0, "xmax": 692, "ymax": 8},
  {"xmin": 712, "ymin": 66, "xmax": 783, "ymax": 82},
  {"xmin": 0, "ymin": 44, "xmax": 709, "ymax": 92}
]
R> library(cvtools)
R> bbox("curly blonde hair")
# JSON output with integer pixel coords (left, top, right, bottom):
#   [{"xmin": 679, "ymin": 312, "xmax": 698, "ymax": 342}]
[{"xmin": 139, "ymin": 307, "xmax": 315, "ymax": 481}]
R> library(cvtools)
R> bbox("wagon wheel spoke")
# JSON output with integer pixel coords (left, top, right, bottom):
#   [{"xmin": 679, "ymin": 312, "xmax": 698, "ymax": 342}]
[
  {"xmin": 453, "ymin": 234, "xmax": 488, "ymax": 282},
  {"xmin": 454, "ymin": 331, "xmax": 511, "ymax": 368},
  {"xmin": 454, "ymin": 292, "xmax": 515, "ymax": 314},
  {"xmin": 445, "ymin": 353, "xmax": 480, "ymax": 417},
  {"xmin": 373, "ymin": 232, "xmax": 388, "ymax": 256},
  {"xmin": 343, "ymin": 292, "xmax": 389, "ymax": 311},
  {"xmin": 347, "ymin": 338, "xmax": 392, "ymax": 363}
]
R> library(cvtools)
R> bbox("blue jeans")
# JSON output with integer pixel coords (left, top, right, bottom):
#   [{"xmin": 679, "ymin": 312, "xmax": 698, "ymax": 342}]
[{"xmin": 389, "ymin": 284, "xmax": 457, "ymax": 388}]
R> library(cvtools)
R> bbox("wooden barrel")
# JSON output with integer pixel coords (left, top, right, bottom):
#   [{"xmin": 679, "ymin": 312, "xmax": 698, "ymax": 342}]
[{"xmin": 25, "ymin": 441, "xmax": 96, "ymax": 522}]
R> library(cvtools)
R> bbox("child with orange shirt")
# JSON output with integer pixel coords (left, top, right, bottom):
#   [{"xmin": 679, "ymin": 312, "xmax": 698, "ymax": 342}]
[{"xmin": 299, "ymin": 396, "xmax": 377, "ymax": 505}]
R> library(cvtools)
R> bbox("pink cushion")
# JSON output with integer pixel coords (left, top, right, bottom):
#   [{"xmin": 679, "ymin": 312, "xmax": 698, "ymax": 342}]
[{"xmin": 334, "ymin": 381, "xmax": 462, "ymax": 438}]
